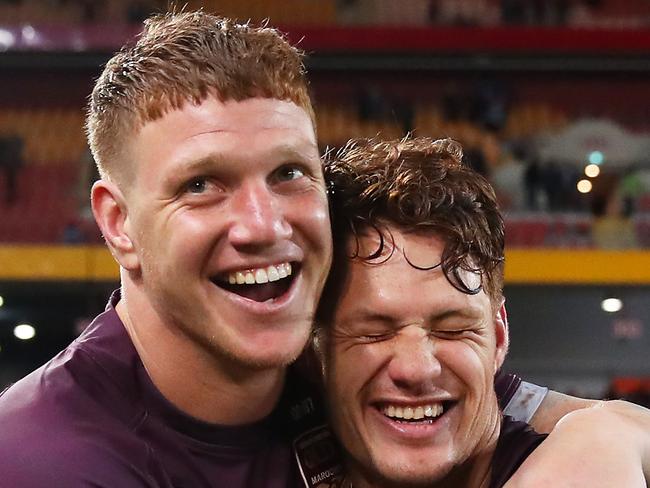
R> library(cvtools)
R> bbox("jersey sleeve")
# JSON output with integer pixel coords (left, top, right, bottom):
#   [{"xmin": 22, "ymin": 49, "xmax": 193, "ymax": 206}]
[{"xmin": 495, "ymin": 370, "xmax": 549, "ymax": 423}]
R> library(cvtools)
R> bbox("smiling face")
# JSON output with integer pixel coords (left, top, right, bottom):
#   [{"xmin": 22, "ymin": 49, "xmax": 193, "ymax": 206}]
[
  {"xmin": 118, "ymin": 96, "xmax": 332, "ymax": 372},
  {"xmin": 325, "ymin": 228, "xmax": 507, "ymax": 487}
]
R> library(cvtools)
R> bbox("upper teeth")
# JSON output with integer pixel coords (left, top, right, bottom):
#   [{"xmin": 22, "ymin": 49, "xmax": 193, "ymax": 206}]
[
  {"xmin": 382, "ymin": 403, "xmax": 444, "ymax": 420},
  {"xmin": 227, "ymin": 263, "xmax": 292, "ymax": 285}
]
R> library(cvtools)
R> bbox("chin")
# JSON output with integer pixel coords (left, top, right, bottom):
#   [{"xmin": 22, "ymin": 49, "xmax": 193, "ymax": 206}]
[
  {"xmin": 367, "ymin": 459, "xmax": 452, "ymax": 488},
  {"xmin": 231, "ymin": 331, "xmax": 310, "ymax": 370}
]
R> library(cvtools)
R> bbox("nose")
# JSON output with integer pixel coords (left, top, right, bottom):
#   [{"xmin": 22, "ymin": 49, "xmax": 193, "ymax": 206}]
[
  {"xmin": 387, "ymin": 326, "xmax": 441, "ymax": 394},
  {"xmin": 228, "ymin": 181, "xmax": 292, "ymax": 249}
]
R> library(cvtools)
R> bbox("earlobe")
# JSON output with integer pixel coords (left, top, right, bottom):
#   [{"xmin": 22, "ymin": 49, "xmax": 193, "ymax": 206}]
[
  {"xmin": 494, "ymin": 302, "xmax": 510, "ymax": 371},
  {"xmin": 91, "ymin": 180, "xmax": 139, "ymax": 271}
]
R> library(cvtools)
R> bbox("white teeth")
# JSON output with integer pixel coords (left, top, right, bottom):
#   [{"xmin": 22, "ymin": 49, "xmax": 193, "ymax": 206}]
[
  {"xmin": 235, "ymin": 272, "xmax": 246, "ymax": 285},
  {"xmin": 254, "ymin": 268, "xmax": 269, "ymax": 284},
  {"xmin": 414, "ymin": 406, "xmax": 424, "ymax": 420},
  {"xmin": 267, "ymin": 265, "xmax": 280, "ymax": 282},
  {"xmin": 227, "ymin": 263, "xmax": 293, "ymax": 286},
  {"xmin": 382, "ymin": 403, "xmax": 444, "ymax": 420}
]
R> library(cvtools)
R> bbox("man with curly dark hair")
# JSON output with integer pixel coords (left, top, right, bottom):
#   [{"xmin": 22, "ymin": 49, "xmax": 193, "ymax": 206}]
[{"xmin": 317, "ymin": 136, "xmax": 648, "ymax": 488}]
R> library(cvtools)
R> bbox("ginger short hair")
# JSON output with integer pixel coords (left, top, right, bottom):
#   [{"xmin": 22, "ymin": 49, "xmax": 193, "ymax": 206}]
[
  {"xmin": 321, "ymin": 136, "xmax": 505, "ymax": 317},
  {"xmin": 86, "ymin": 10, "xmax": 314, "ymax": 184}
]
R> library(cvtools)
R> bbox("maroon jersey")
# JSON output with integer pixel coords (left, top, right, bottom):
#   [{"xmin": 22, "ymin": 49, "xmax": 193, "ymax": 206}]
[
  {"xmin": 490, "ymin": 416, "xmax": 547, "ymax": 488},
  {"xmin": 0, "ymin": 292, "xmax": 330, "ymax": 487},
  {"xmin": 0, "ymin": 291, "xmax": 544, "ymax": 487}
]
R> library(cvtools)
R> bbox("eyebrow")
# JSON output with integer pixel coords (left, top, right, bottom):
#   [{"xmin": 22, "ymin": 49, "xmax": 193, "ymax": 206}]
[
  {"xmin": 273, "ymin": 142, "xmax": 320, "ymax": 163},
  {"xmin": 175, "ymin": 140, "xmax": 319, "ymax": 172},
  {"xmin": 175, "ymin": 153, "xmax": 229, "ymax": 175}
]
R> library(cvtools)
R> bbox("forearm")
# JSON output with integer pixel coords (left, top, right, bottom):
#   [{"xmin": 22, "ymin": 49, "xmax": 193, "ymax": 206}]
[
  {"xmin": 506, "ymin": 401, "xmax": 649, "ymax": 487},
  {"xmin": 601, "ymin": 400, "xmax": 650, "ymax": 482},
  {"xmin": 528, "ymin": 389, "xmax": 599, "ymax": 434}
]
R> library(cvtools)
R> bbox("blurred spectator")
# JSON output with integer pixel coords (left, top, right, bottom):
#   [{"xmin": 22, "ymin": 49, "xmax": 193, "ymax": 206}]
[
  {"xmin": 442, "ymin": 84, "xmax": 472, "ymax": 121},
  {"xmin": 542, "ymin": 161, "xmax": 564, "ymax": 211},
  {"xmin": 524, "ymin": 155, "xmax": 542, "ymax": 210},
  {"xmin": 618, "ymin": 167, "xmax": 645, "ymax": 216},
  {"xmin": 0, "ymin": 136, "xmax": 24, "ymax": 206},
  {"xmin": 463, "ymin": 145, "xmax": 488, "ymax": 177},
  {"xmin": 591, "ymin": 193, "xmax": 638, "ymax": 249},
  {"xmin": 472, "ymin": 80, "xmax": 510, "ymax": 132},
  {"xmin": 491, "ymin": 146, "xmax": 526, "ymax": 210},
  {"xmin": 357, "ymin": 85, "xmax": 387, "ymax": 122}
]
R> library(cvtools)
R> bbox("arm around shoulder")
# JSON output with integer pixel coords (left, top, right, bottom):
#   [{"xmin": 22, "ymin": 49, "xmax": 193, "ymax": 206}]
[{"xmin": 505, "ymin": 400, "xmax": 649, "ymax": 488}]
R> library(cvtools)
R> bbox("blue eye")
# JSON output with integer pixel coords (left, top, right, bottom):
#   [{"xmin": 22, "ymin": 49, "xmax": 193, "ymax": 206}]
[{"xmin": 276, "ymin": 166, "xmax": 305, "ymax": 182}]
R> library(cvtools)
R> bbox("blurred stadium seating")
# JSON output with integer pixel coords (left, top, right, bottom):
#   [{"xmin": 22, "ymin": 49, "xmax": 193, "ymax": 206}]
[{"xmin": 1, "ymin": 0, "xmax": 650, "ymax": 399}]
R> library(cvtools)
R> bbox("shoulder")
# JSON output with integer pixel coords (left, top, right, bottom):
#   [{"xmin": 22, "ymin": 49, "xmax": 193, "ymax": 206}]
[
  {"xmin": 0, "ymin": 343, "xmax": 162, "ymax": 486},
  {"xmin": 503, "ymin": 404, "xmax": 647, "ymax": 487},
  {"xmin": 0, "ymin": 427, "xmax": 168, "ymax": 487}
]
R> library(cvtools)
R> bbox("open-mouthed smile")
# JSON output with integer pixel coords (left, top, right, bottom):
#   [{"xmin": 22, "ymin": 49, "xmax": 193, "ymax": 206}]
[{"xmin": 212, "ymin": 262, "xmax": 299, "ymax": 303}]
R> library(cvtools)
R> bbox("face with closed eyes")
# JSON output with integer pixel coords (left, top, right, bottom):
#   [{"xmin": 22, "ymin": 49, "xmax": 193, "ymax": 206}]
[
  {"xmin": 116, "ymin": 96, "xmax": 332, "ymax": 373},
  {"xmin": 324, "ymin": 227, "xmax": 507, "ymax": 487}
]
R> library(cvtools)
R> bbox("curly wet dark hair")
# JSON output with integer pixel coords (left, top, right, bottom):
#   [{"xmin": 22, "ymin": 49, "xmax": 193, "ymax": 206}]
[{"xmin": 320, "ymin": 136, "xmax": 505, "ymax": 321}]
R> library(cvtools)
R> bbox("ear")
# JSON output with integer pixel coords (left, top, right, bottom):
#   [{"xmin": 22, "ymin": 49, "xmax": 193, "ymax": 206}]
[
  {"xmin": 91, "ymin": 180, "xmax": 140, "ymax": 271},
  {"xmin": 493, "ymin": 300, "xmax": 510, "ymax": 371}
]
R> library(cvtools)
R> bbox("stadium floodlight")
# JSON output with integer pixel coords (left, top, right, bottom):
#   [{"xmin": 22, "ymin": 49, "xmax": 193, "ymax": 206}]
[
  {"xmin": 601, "ymin": 297, "xmax": 623, "ymax": 313},
  {"xmin": 577, "ymin": 179, "xmax": 592, "ymax": 194},
  {"xmin": 14, "ymin": 324, "xmax": 36, "ymax": 341}
]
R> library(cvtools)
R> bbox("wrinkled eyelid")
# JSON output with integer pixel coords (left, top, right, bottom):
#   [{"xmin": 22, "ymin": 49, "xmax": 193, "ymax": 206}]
[{"xmin": 360, "ymin": 331, "xmax": 394, "ymax": 341}]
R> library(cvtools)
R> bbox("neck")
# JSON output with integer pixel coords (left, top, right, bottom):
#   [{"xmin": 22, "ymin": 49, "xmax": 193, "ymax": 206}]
[{"xmin": 116, "ymin": 286, "xmax": 286, "ymax": 425}]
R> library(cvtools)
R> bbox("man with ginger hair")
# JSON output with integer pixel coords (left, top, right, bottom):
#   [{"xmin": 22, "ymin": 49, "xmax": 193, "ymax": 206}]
[
  {"xmin": 319, "ymin": 136, "xmax": 649, "ymax": 487},
  {"xmin": 0, "ymin": 10, "xmax": 334, "ymax": 487},
  {"xmin": 0, "ymin": 9, "xmax": 647, "ymax": 488}
]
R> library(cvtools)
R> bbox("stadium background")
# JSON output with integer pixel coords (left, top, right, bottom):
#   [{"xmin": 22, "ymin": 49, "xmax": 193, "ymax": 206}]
[{"xmin": 0, "ymin": 0, "xmax": 649, "ymax": 406}]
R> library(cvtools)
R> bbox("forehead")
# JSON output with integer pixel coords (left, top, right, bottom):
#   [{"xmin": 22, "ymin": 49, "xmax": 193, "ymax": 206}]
[
  {"xmin": 145, "ymin": 96, "xmax": 314, "ymax": 141},
  {"xmin": 127, "ymin": 96, "xmax": 318, "ymax": 176},
  {"xmin": 334, "ymin": 229, "xmax": 490, "ymax": 321}
]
